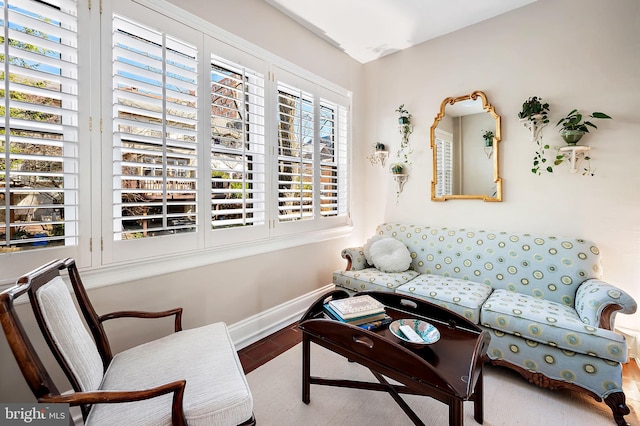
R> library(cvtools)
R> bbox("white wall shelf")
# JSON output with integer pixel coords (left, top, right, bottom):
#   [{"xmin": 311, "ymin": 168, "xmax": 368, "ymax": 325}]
[
  {"xmin": 392, "ymin": 173, "xmax": 409, "ymax": 193},
  {"xmin": 520, "ymin": 116, "xmax": 547, "ymax": 141},
  {"xmin": 559, "ymin": 145, "xmax": 591, "ymax": 174}
]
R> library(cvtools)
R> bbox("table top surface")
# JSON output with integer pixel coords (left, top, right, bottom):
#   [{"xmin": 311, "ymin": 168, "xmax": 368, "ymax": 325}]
[{"xmin": 299, "ymin": 289, "xmax": 491, "ymax": 398}]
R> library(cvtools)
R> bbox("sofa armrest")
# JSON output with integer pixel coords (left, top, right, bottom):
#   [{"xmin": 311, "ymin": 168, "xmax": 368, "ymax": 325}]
[
  {"xmin": 341, "ymin": 246, "xmax": 368, "ymax": 271},
  {"xmin": 575, "ymin": 279, "xmax": 637, "ymax": 330}
]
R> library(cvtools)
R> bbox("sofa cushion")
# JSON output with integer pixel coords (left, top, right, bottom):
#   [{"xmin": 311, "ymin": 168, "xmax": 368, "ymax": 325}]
[
  {"xmin": 395, "ymin": 274, "xmax": 493, "ymax": 324},
  {"xmin": 333, "ymin": 268, "xmax": 419, "ymax": 293},
  {"xmin": 369, "ymin": 237, "xmax": 412, "ymax": 273},
  {"xmin": 86, "ymin": 322, "xmax": 253, "ymax": 426},
  {"xmin": 363, "ymin": 235, "xmax": 384, "ymax": 265},
  {"xmin": 481, "ymin": 289, "xmax": 628, "ymax": 363}
]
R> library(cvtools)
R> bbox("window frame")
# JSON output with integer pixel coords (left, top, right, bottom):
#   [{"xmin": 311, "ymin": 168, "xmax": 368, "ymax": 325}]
[{"xmin": 271, "ymin": 67, "xmax": 350, "ymax": 238}]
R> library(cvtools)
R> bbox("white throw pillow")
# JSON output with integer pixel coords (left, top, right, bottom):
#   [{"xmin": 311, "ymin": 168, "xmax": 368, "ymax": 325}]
[
  {"xmin": 368, "ymin": 238, "xmax": 411, "ymax": 273},
  {"xmin": 363, "ymin": 235, "xmax": 384, "ymax": 266}
]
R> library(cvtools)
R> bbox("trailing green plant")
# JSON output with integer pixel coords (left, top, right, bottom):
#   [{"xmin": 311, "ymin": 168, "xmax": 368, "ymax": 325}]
[
  {"xmin": 532, "ymin": 146, "xmax": 597, "ymax": 176},
  {"xmin": 395, "ymin": 104, "xmax": 410, "ymax": 125},
  {"xmin": 531, "ymin": 144, "xmax": 564, "ymax": 175},
  {"xmin": 394, "ymin": 104, "xmax": 413, "ymax": 167},
  {"xmin": 518, "ymin": 96, "xmax": 550, "ymax": 123},
  {"xmin": 581, "ymin": 154, "xmax": 595, "ymax": 176}
]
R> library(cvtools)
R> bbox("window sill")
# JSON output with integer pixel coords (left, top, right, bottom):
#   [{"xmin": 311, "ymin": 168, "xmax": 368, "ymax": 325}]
[{"xmin": 79, "ymin": 224, "xmax": 353, "ymax": 291}]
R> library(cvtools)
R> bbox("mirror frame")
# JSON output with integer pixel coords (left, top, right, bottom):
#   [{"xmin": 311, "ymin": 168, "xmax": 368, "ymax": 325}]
[{"xmin": 430, "ymin": 90, "xmax": 502, "ymax": 202}]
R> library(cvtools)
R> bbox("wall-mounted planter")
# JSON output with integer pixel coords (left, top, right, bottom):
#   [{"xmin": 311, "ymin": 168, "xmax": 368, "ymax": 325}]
[{"xmin": 560, "ymin": 129, "xmax": 586, "ymax": 145}]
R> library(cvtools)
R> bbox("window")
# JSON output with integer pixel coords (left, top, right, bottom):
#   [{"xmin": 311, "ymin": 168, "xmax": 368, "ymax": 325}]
[
  {"xmin": 275, "ymin": 71, "xmax": 349, "ymax": 234},
  {"xmin": 0, "ymin": 0, "xmax": 79, "ymax": 253},
  {"xmin": 112, "ymin": 14, "xmax": 198, "ymax": 240},
  {"xmin": 210, "ymin": 55, "xmax": 265, "ymax": 230}
]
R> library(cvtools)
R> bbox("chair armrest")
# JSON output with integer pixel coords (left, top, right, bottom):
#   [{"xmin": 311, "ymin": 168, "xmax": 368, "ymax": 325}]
[
  {"xmin": 341, "ymin": 246, "xmax": 367, "ymax": 271},
  {"xmin": 40, "ymin": 380, "xmax": 187, "ymax": 426},
  {"xmin": 99, "ymin": 308, "xmax": 183, "ymax": 332},
  {"xmin": 575, "ymin": 279, "xmax": 637, "ymax": 330}
]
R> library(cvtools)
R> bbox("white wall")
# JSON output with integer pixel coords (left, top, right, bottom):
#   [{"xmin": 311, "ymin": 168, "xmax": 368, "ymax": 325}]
[{"xmin": 361, "ymin": 0, "xmax": 640, "ymax": 334}]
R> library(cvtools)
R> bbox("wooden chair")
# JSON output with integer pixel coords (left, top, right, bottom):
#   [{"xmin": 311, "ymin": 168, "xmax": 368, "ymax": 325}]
[{"xmin": 0, "ymin": 258, "xmax": 256, "ymax": 425}]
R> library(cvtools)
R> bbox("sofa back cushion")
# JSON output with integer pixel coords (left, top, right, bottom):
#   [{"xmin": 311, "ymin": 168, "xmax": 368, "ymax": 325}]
[{"xmin": 374, "ymin": 224, "xmax": 602, "ymax": 306}]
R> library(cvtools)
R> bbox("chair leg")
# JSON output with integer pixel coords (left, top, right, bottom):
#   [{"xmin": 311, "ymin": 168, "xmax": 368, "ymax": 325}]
[
  {"xmin": 604, "ymin": 391, "xmax": 630, "ymax": 426},
  {"xmin": 237, "ymin": 413, "xmax": 256, "ymax": 426}
]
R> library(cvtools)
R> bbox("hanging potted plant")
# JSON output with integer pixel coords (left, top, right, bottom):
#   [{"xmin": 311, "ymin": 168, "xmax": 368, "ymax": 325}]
[
  {"xmin": 395, "ymin": 104, "xmax": 411, "ymax": 125},
  {"xmin": 367, "ymin": 142, "xmax": 389, "ymax": 166},
  {"xmin": 390, "ymin": 163, "xmax": 405, "ymax": 174},
  {"xmin": 556, "ymin": 109, "xmax": 612, "ymax": 145},
  {"xmin": 482, "ymin": 129, "xmax": 494, "ymax": 147},
  {"xmin": 518, "ymin": 96, "xmax": 550, "ymax": 124}
]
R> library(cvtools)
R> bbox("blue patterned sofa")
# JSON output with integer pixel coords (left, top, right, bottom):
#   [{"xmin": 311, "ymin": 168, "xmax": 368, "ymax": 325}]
[{"xmin": 333, "ymin": 223, "xmax": 637, "ymax": 425}]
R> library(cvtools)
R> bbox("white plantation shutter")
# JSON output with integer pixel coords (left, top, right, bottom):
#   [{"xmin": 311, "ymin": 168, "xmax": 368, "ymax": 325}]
[
  {"xmin": 435, "ymin": 136, "xmax": 453, "ymax": 197},
  {"xmin": 277, "ymin": 82, "xmax": 314, "ymax": 222},
  {"xmin": 0, "ymin": 0, "xmax": 79, "ymax": 252},
  {"xmin": 210, "ymin": 55, "xmax": 265, "ymax": 229},
  {"xmin": 336, "ymin": 104, "xmax": 348, "ymax": 216},
  {"xmin": 112, "ymin": 15, "xmax": 198, "ymax": 240},
  {"xmin": 318, "ymin": 99, "xmax": 345, "ymax": 217}
]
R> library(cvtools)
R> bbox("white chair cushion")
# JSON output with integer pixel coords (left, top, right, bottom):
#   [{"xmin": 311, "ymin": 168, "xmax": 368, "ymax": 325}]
[
  {"xmin": 86, "ymin": 322, "xmax": 253, "ymax": 426},
  {"xmin": 36, "ymin": 276, "xmax": 104, "ymax": 392}
]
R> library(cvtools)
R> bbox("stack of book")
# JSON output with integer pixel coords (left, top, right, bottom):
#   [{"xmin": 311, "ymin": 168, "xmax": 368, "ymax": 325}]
[{"xmin": 323, "ymin": 295, "xmax": 388, "ymax": 326}]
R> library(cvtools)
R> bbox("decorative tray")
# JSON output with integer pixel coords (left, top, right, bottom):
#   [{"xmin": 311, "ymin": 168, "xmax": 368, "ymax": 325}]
[{"xmin": 389, "ymin": 319, "xmax": 440, "ymax": 347}]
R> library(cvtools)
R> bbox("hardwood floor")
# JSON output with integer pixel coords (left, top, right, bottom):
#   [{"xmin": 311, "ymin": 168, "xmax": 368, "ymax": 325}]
[
  {"xmin": 238, "ymin": 323, "xmax": 640, "ymax": 418},
  {"xmin": 238, "ymin": 323, "xmax": 302, "ymax": 374}
]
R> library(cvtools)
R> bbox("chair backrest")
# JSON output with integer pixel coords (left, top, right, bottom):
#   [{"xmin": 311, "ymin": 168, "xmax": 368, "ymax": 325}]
[
  {"xmin": 64, "ymin": 258, "xmax": 114, "ymax": 368},
  {"xmin": 0, "ymin": 262, "xmax": 61, "ymax": 401},
  {"xmin": 0, "ymin": 259, "xmax": 104, "ymax": 403}
]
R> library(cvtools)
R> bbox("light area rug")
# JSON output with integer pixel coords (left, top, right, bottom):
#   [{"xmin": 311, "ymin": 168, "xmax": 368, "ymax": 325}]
[{"xmin": 247, "ymin": 343, "xmax": 639, "ymax": 426}]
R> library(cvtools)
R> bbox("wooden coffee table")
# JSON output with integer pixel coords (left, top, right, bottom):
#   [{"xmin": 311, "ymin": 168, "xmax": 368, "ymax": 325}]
[{"xmin": 298, "ymin": 289, "xmax": 491, "ymax": 426}]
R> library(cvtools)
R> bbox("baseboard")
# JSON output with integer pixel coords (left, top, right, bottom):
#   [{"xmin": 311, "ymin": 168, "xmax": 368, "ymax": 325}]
[{"xmin": 228, "ymin": 284, "xmax": 334, "ymax": 350}]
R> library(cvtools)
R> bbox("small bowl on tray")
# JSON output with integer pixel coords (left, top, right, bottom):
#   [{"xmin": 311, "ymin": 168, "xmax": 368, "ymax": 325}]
[{"xmin": 389, "ymin": 319, "xmax": 440, "ymax": 347}]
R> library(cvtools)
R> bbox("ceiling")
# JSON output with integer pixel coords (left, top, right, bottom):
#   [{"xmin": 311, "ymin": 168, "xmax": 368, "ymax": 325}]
[{"xmin": 265, "ymin": 0, "xmax": 537, "ymax": 63}]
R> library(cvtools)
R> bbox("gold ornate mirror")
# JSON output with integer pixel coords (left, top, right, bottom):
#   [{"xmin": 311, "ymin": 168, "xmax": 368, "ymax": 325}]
[{"xmin": 430, "ymin": 90, "xmax": 502, "ymax": 202}]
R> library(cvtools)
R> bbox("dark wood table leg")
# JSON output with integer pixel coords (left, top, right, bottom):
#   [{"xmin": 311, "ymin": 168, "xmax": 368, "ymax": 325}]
[
  {"xmin": 473, "ymin": 370, "xmax": 484, "ymax": 424},
  {"xmin": 370, "ymin": 370, "xmax": 425, "ymax": 426},
  {"xmin": 449, "ymin": 398, "xmax": 463, "ymax": 426},
  {"xmin": 302, "ymin": 334, "xmax": 311, "ymax": 404}
]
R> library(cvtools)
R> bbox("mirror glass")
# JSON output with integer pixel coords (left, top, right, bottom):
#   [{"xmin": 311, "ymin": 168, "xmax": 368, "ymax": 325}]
[{"xmin": 430, "ymin": 90, "xmax": 502, "ymax": 202}]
